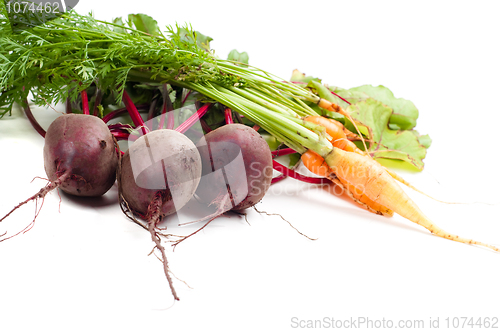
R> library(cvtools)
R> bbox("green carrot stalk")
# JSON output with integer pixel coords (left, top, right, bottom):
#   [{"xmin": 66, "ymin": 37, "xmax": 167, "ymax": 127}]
[{"xmin": 0, "ymin": 11, "xmax": 334, "ymax": 159}]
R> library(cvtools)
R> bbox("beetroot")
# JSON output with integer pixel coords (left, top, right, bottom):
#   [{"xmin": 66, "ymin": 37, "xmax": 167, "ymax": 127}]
[
  {"xmin": 196, "ymin": 124, "xmax": 273, "ymax": 219},
  {"xmin": 43, "ymin": 114, "xmax": 118, "ymax": 196},
  {"xmin": 1, "ymin": 114, "xmax": 118, "ymax": 239},
  {"xmin": 196, "ymin": 123, "xmax": 273, "ymax": 211},
  {"xmin": 171, "ymin": 124, "xmax": 273, "ymax": 248},
  {"xmin": 119, "ymin": 129, "xmax": 202, "ymax": 301},
  {"xmin": 119, "ymin": 129, "xmax": 202, "ymax": 217}
]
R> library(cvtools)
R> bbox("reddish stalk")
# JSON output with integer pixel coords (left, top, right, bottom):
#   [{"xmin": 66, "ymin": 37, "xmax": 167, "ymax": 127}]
[
  {"xmin": 65, "ymin": 98, "xmax": 72, "ymax": 114},
  {"xmin": 199, "ymin": 118, "xmax": 212, "ymax": 133},
  {"xmin": 92, "ymin": 89, "xmax": 103, "ymax": 116},
  {"xmin": 102, "ymin": 107, "xmax": 128, "ymax": 123},
  {"xmin": 273, "ymin": 160, "xmax": 330, "ymax": 184},
  {"xmin": 331, "ymin": 90, "xmax": 351, "ymax": 105},
  {"xmin": 147, "ymin": 96, "xmax": 158, "ymax": 121},
  {"xmin": 159, "ymin": 84, "xmax": 175, "ymax": 130},
  {"xmin": 108, "ymin": 123, "xmax": 133, "ymax": 132},
  {"xmin": 252, "ymin": 124, "xmax": 260, "ymax": 131},
  {"xmin": 23, "ymin": 100, "xmax": 46, "ymax": 138},
  {"xmin": 111, "ymin": 132, "xmax": 130, "ymax": 140},
  {"xmin": 175, "ymin": 103, "xmax": 212, "ymax": 134},
  {"xmin": 102, "ymin": 103, "xmax": 149, "ymax": 123},
  {"xmin": 271, "ymin": 174, "xmax": 287, "ymax": 185},
  {"xmin": 224, "ymin": 108, "xmax": 234, "ymax": 124},
  {"xmin": 158, "ymin": 103, "xmax": 167, "ymax": 129},
  {"xmin": 271, "ymin": 148, "xmax": 296, "ymax": 158},
  {"xmin": 166, "ymin": 110, "xmax": 175, "ymax": 130},
  {"xmin": 181, "ymin": 90, "xmax": 191, "ymax": 106},
  {"xmin": 81, "ymin": 90, "xmax": 90, "ymax": 115},
  {"xmin": 122, "ymin": 91, "xmax": 148, "ymax": 135}
]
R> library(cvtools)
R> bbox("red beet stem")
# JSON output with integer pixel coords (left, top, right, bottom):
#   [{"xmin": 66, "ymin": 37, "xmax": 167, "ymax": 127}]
[
  {"xmin": 181, "ymin": 90, "xmax": 191, "ymax": 106},
  {"xmin": 272, "ymin": 160, "xmax": 330, "ymax": 184},
  {"xmin": 101, "ymin": 104, "xmax": 149, "ymax": 124},
  {"xmin": 92, "ymin": 89, "xmax": 102, "ymax": 116},
  {"xmin": 224, "ymin": 108, "xmax": 234, "ymax": 124},
  {"xmin": 166, "ymin": 110, "xmax": 175, "ymax": 130},
  {"xmin": 271, "ymin": 148, "xmax": 296, "ymax": 158},
  {"xmin": 330, "ymin": 90, "xmax": 351, "ymax": 105},
  {"xmin": 147, "ymin": 97, "xmax": 158, "ymax": 121},
  {"xmin": 81, "ymin": 90, "xmax": 90, "ymax": 115},
  {"xmin": 159, "ymin": 84, "xmax": 175, "ymax": 130},
  {"xmin": 199, "ymin": 118, "xmax": 212, "ymax": 133},
  {"xmin": 175, "ymin": 103, "xmax": 212, "ymax": 134},
  {"xmin": 65, "ymin": 98, "xmax": 72, "ymax": 114},
  {"xmin": 108, "ymin": 123, "xmax": 133, "ymax": 132},
  {"xmin": 23, "ymin": 100, "xmax": 46, "ymax": 138},
  {"xmin": 102, "ymin": 107, "xmax": 127, "ymax": 123},
  {"xmin": 271, "ymin": 174, "xmax": 287, "ymax": 185},
  {"xmin": 122, "ymin": 91, "xmax": 148, "ymax": 135},
  {"xmin": 111, "ymin": 131, "xmax": 130, "ymax": 141}
]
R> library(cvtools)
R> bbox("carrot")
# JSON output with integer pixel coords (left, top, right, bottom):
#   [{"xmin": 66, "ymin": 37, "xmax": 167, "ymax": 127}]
[
  {"xmin": 315, "ymin": 99, "xmax": 369, "ymax": 152},
  {"xmin": 304, "ymin": 116, "xmax": 363, "ymax": 154},
  {"xmin": 305, "ymin": 115, "xmax": 447, "ymax": 203},
  {"xmin": 301, "ymin": 150, "xmax": 393, "ymax": 217},
  {"xmin": 317, "ymin": 98, "xmax": 348, "ymax": 117},
  {"xmin": 303, "ymin": 116, "xmax": 393, "ymax": 215},
  {"xmin": 320, "ymin": 147, "xmax": 499, "ymax": 251}
]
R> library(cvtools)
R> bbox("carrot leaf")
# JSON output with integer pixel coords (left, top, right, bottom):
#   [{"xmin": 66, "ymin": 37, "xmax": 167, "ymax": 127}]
[
  {"xmin": 227, "ymin": 49, "xmax": 249, "ymax": 66},
  {"xmin": 127, "ymin": 13, "xmax": 160, "ymax": 36},
  {"xmin": 332, "ymin": 85, "xmax": 419, "ymax": 130},
  {"xmin": 347, "ymin": 98, "xmax": 428, "ymax": 170}
]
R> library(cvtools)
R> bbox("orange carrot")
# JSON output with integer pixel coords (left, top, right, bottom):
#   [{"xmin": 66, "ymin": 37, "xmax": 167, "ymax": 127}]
[
  {"xmin": 305, "ymin": 116, "xmax": 345, "ymax": 141},
  {"xmin": 315, "ymin": 98, "xmax": 369, "ymax": 152},
  {"xmin": 304, "ymin": 116, "xmax": 364, "ymax": 154},
  {"xmin": 301, "ymin": 150, "xmax": 393, "ymax": 217},
  {"xmin": 305, "ymin": 115, "xmax": 442, "ymax": 202},
  {"xmin": 321, "ymin": 147, "xmax": 499, "ymax": 251},
  {"xmin": 317, "ymin": 98, "xmax": 349, "ymax": 117}
]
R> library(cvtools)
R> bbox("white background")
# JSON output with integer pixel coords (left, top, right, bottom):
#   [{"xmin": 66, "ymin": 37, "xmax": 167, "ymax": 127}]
[{"xmin": 1, "ymin": 1, "xmax": 500, "ymax": 331}]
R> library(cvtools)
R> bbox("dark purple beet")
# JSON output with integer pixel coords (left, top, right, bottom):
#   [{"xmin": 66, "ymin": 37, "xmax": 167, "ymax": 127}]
[
  {"xmin": 43, "ymin": 114, "xmax": 118, "ymax": 196},
  {"xmin": 196, "ymin": 123, "xmax": 273, "ymax": 211}
]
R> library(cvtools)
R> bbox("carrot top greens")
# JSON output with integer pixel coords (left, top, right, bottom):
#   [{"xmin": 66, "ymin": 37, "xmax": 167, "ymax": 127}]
[{"xmin": 0, "ymin": 11, "xmax": 430, "ymax": 168}]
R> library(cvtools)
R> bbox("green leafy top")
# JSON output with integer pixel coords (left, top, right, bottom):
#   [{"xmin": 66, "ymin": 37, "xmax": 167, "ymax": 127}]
[
  {"xmin": 0, "ymin": 11, "xmax": 431, "ymax": 170},
  {"xmin": 292, "ymin": 70, "xmax": 431, "ymax": 170},
  {"xmin": 333, "ymin": 85, "xmax": 419, "ymax": 130},
  {"xmin": 127, "ymin": 13, "xmax": 161, "ymax": 36},
  {"xmin": 0, "ymin": 11, "xmax": 336, "ymax": 157},
  {"xmin": 0, "ymin": 12, "xmax": 245, "ymax": 113},
  {"xmin": 227, "ymin": 49, "xmax": 249, "ymax": 66}
]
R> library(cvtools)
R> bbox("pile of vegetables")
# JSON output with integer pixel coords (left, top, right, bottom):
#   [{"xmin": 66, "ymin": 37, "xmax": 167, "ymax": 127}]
[{"xmin": 1, "ymin": 10, "xmax": 498, "ymax": 301}]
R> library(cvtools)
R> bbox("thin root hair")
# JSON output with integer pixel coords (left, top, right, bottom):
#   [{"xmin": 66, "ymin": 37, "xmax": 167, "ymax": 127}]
[{"xmin": 253, "ymin": 206, "xmax": 317, "ymax": 241}]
